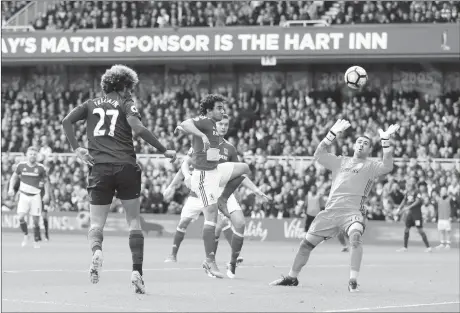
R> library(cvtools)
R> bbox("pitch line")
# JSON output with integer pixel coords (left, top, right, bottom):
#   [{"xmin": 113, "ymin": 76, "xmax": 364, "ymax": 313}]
[{"xmin": 324, "ymin": 301, "xmax": 460, "ymax": 312}]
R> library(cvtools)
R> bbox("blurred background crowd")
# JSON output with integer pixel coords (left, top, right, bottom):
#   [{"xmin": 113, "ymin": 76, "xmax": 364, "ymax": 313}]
[
  {"xmin": 1, "ymin": 1, "xmax": 459, "ymax": 225},
  {"xmin": 3, "ymin": 0, "xmax": 460, "ymax": 30}
]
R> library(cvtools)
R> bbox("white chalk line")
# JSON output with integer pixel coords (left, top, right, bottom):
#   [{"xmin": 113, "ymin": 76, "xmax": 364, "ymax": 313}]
[
  {"xmin": 1, "ymin": 298, "xmax": 153, "ymax": 312},
  {"xmin": 2, "ymin": 263, "xmax": 448, "ymax": 274},
  {"xmin": 324, "ymin": 301, "xmax": 460, "ymax": 312}
]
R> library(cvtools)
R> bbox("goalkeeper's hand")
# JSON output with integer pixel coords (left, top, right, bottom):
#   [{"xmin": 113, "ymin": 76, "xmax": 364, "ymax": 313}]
[
  {"xmin": 378, "ymin": 124, "xmax": 400, "ymax": 140},
  {"xmin": 330, "ymin": 119, "xmax": 351, "ymax": 135}
]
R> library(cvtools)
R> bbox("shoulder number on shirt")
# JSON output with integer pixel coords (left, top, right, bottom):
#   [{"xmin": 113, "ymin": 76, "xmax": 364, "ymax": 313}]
[{"xmin": 93, "ymin": 108, "xmax": 119, "ymax": 137}]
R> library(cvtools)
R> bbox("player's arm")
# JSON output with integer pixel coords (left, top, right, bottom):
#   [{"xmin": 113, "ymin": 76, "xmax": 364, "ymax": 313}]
[
  {"xmin": 127, "ymin": 116, "xmax": 167, "ymax": 153},
  {"xmin": 43, "ymin": 173, "xmax": 50, "ymax": 203},
  {"xmin": 62, "ymin": 103, "xmax": 88, "ymax": 150},
  {"xmin": 7, "ymin": 172, "xmax": 19, "ymax": 197},
  {"xmin": 314, "ymin": 119, "xmax": 350, "ymax": 170},
  {"xmin": 375, "ymin": 125, "xmax": 400, "ymax": 176},
  {"xmin": 176, "ymin": 118, "xmax": 210, "ymax": 149}
]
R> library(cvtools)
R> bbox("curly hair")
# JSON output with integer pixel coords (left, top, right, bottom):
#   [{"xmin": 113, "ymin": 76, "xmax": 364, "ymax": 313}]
[
  {"xmin": 199, "ymin": 94, "xmax": 226, "ymax": 116},
  {"xmin": 100, "ymin": 65, "xmax": 139, "ymax": 94}
]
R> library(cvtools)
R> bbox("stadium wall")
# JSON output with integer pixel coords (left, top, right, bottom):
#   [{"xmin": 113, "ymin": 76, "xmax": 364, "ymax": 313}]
[{"xmin": 2, "ymin": 211, "xmax": 458, "ymax": 247}]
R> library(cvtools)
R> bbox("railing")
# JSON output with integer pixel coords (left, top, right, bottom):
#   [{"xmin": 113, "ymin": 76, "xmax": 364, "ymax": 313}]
[
  {"xmin": 284, "ymin": 20, "xmax": 330, "ymax": 27},
  {"xmin": 2, "ymin": 153, "xmax": 458, "ymax": 170},
  {"xmin": 5, "ymin": 0, "xmax": 57, "ymax": 28}
]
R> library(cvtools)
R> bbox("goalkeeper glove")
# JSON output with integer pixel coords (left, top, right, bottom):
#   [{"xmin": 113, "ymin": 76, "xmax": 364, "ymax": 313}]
[
  {"xmin": 378, "ymin": 124, "xmax": 400, "ymax": 152},
  {"xmin": 324, "ymin": 119, "xmax": 351, "ymax": 145}
]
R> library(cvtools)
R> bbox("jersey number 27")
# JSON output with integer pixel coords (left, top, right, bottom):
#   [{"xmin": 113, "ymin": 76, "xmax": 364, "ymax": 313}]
[{"xmin": 93, "ymin": 108, "xmax": 119, "ymax": 137}]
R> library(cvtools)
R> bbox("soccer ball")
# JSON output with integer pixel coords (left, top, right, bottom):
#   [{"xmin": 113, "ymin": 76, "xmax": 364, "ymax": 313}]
[{"xmin": 344, "ymin": 66, "xmax": 368, "ymax": 90}]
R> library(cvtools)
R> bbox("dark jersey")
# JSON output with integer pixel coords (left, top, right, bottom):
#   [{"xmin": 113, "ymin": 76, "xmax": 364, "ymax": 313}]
[
  {"xmin": 218, "ymin": 139, "xmax": 239, "ymax": 163},
  {"xmin": 71, "ymin": 92, "xmax": 141, "ymax": 165},
  {"xmin": 190, "ymin": 116, "xmax": 221, "ymax": 171},
  {"xmin": 405, "ymin": 191, "xmax": 422, "ymax": 217},
  {"xmin": 14, "ymin": 162, "xmax": 47, "ymax": 195}
]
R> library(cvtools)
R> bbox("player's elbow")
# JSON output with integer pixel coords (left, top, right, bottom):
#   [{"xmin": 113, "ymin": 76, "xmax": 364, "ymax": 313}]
[{"xmin": 131, "ymin": 124, "xmax": 145, "ymax": 137}]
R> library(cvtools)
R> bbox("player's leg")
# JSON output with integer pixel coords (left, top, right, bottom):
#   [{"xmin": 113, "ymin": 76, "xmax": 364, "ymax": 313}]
[
  {"xmin": 30, "ymin": 194, "xmax": 43, "ymax": 248},
  {"xmin": 416, "ymin": 224, "xmax": 431, "ymax": 252},
  {"xmin": 270, "ymin": 211, "xmax": 335, "ymax": 286},
  {"xmin": 436, "ymin": 221, "xmax": 446, "ymax": 249},
  {"xmin": 214, "ymin": 213, "xmax": 230, "ymax": 254},
  {"xmin": 190, "ymin": 169, "xmax": 224, "ymax": 278},
  {"xmin": 17, "ymin": 193, "xmax": 30, "ymax": 247},
  {"xmin": 346, "ymin": 222, "xmax": 365, "ymax": 292},
  {"xmin": 337, "ymin": 230, "xmax": 349, "ymax": 252},
  {"xmin": 86, "ymin": 164, "xmax": 115, "ymax": 284},
  {"xmin": 42, "ymin": 208, "xmax": 49, "ymax": 241},
  {"xmin": 445, "ymin": 220, "xmax": 452, "ymax": 249},
  {"xmin": 226, "ymin": 195, "xmax": 245, "ymax": 278},
  {"xmin": 397, "ymin": 215, "xmax": 413, "ymax": 252},
  {"xmin": 166, "ymin": 196, "xmax": 201, "ymax": 262},
  {"xmin": 117, "ymin": 163, "xmax": 146, "ymax": 294},
  {"xmin": 217, "ymin": 163, "xmax": 251, "ymax": 215}
]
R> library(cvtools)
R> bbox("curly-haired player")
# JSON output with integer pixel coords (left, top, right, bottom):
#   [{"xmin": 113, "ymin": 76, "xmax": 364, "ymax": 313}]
[
  {"xmin": 62, "ymin": 64, "xmax": 176, "ymax": 294},
  {"xmin": 176, "ymin": 94, "xmax": 254, "ymax": 278}
]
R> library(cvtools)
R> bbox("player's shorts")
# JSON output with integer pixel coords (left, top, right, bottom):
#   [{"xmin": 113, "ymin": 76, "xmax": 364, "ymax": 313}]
[
  {"xmin": 190, "ymin": 163, "xmax": 235, "ymax": 207},
  {"xmin": 87, "ymin": 163, "xmax": 142, "ymax": 205},
  {"xmin": 17, "ymin": 192, "xmax": 42, "ymax": 217},
  {"xmin": 437, "ymin": 219, "xmax": 451, "ymax": 231},
  {"xmin": 405, "ymin": 212, "xmax": 423, "ymax": 228},
  {"xmin": 307, "ymin": 209, "xmax": 366, "ymax": 240},
  {"xmin": 180, "ymin": 194, "xmax": 203, "ymax": 221}
]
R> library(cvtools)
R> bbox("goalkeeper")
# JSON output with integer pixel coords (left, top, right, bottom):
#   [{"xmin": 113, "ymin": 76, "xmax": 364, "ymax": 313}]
[{"xmin": 270, "ymin": 120, "xmax": 399, "ymax": 292}]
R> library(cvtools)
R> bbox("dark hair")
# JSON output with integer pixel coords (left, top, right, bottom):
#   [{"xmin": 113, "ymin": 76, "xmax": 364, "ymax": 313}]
[
  {"xmin": 357, "ymin": 135, "xmax": 373, "ymax": 147},
  {"xmin": 222, "ymin": 114, "xmax": 229, "ymax": 120},
  {"xmin": 199, "ymin": 94, "xmax": 226, "ymax": 116},
  {"xmin": 27, "ymin": 146, "xmax": 38, "ymax": 153},
  {"xmin": 100, "ymin": 65, "xmax": 139, "ymax": 94}
]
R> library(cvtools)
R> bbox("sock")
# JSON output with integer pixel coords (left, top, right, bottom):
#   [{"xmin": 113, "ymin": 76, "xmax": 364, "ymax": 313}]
[
  {"xmin": 129, "ymin": 230, "xmax": 144, "ymax": 276},
  {"xmin": 33, "ymin": 224, "xmax": 40, "ymax": 242},
  {"xmin": 230, "ymin": 231, "xmax": 244, "ymax": 265},
  {"xmin": 288, "ymin": 239, "xmax": 315, "ymax": 278},
  {"xmin": 349, "ymin": 232, "xmax": 363, "ymax": 281},
  {"xmin": 419, "ymin": 231, "xmax": 430, "ymax": 248},
  {"xmin": 446, "ymin": 231, "xmax": 451, "ymax": 245},
  {"xmin": 19, "ymin": 219, "xmax": 28, "ymax": 235},
  {"xmin": 88, "ymin": 227, "xmax": 103, "ymax": 254},
  {"xmin": 222, "ymin": 225, "xmax": 233, "ymax": 246},
  {"xmin": 172, "ymin": 228, "xmax": 186, "ymax": 256},
  {"xmin": 43, "ymin": 217, "xmax": 49, "ymax": 237},
  {"xmin": 220, "ymin": 176, "xmax": 245, "ymax": 201},
  {"xmin": 203, "ymin": 222, "xmax": 217, "ymax": 262},
  {"xmin": 214, "ymin": 237, "xmax": 220, "ymax": 255},
  {"xmin": 403, "ymin": 230, "xmax": 409, "ymax": 248}
]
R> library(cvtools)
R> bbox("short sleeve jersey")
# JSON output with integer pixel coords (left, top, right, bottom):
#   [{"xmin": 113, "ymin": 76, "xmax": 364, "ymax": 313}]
[
  {"xmin": 219, "ymin": 139, "xmax": 239, "ymax": 163},
  {"xmin": 317, "ymin": 154, "xmax": 392, "ymax": 213},
  {"xmin": 190, "ymin": 116, "xmax": 221, "ymax": 170},
  {"xmin": 405, "ymin": 190, "xmax": 423, "ymax": 217},
  {"xmin": 72, "ymin": 92, "xmax": 141, "ymax": 165},
  {"xmin": 15, "ymin": 162, "xmax": 47, "ymax": 195}
]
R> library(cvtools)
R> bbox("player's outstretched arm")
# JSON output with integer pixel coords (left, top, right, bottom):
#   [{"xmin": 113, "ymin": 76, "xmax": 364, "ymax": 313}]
[
  {"xmin": 127, "ymin": 116, "xmax": 176, "ymax": 162},
  {"xmin": 176, "ymin": 119, "xmax": 210, "ymax": 150},
  {"xmin": 314, "ymin": 119, "xmax": 350, "ymax": 170},
  {"xmin": 376, "ymin": 124, "xmax": 400, "ymax": 176}
]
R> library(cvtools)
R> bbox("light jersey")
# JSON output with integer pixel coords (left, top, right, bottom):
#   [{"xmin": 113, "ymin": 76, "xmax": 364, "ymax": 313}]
[
  {"xmin": 14, "ymin": 162, "xmax": 47, "ymax": 195},
  {"xmin": 190, "ymin": 116, "xmax": 221, "ymax": 171},
  {"xmin": 69, "ymin": 92, "xmax": 141, "ymax": 165},
  {"xmin": 317, "ymin": 154, "xmax": 392, "ymax": 214},
  {"xmin": 186, "ymin": 137, "xmax": 239, "ymax": 197},
  {"xmin": 306, "ymin": 192, "xmax": 322, "ymax": 216},
  {"xmin": 437, "ymin": 196, "xmax": 451, "ymax": 220}
]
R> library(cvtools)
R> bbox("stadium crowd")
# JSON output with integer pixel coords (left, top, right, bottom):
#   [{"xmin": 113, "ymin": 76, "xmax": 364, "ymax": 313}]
[
  {"xmin": 1, "ymin": 68, "xmax": 459, "ymax": 222},
  {"xmin": 2, "ymin": 1, "xmax": 458, "ymax": 30}
]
